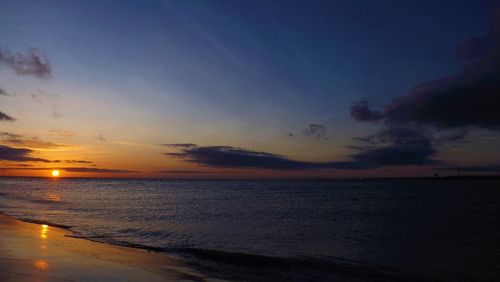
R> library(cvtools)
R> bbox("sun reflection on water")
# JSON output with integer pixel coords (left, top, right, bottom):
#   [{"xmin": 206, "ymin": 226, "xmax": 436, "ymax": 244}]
[
  {"xmin": 45, "ymin": 193, "xmax": 61, "ymax": 202},
  {"xmin": 40, "ymin": 224, "xmax": 49, "ymax": 239},
  {"xmin": 34, "ymin": 260, "xmax": 49, "ymax": 271}
]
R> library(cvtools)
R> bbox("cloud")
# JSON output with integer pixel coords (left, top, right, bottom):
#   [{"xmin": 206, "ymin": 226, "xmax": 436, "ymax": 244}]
[
  {"xmin": 0, "ymin": 47, "xmax": 51, "ymax": 79},
  {"xmin": 0, "ymin": 87, "xmax": 10, "ymax": 96},
  {"xmin": 162, "ymin": 143, "xmax": 197, "ymax": 148},
  {"xmin": 96, "ymin": 134, "xmax": 106, "ymax": 141},
  {"xmin": 30, "ymin": 93, "xmax": 43, "ymax": 103},
  {"xmin": 0, "ymin": 132, "xmax": 68, "ymax": 149},
  {"xmin": 302, "ymin": 124, "xmax": 329, "ymax": 140},
  {"xmin": 0, "ymin": 145, "xmax": 50, "ymax": 162},
  {"xmin": 350, "ymin": 11, "xmax": 500, "ymax": 129},
  {"xmin": 154, "ymin": 170, "xmax": 210, "ymax": 174},
  {"xmin": 61, "ymin": 167, "xmax": 137, "ymax": 173},
  {"xmin": 51, "ymin": 159, "xmax": 93, "ymax": 164},
  {"xmin": 0, "ymin": 166, "xmax": 137, "ymax": 173},
  {"xmin": 345, "ymin": 8, "xmax": 500, "ymax": 172},
  {"xmin": 165, "ymin": 144, "xmax": 328, "ymax": 170},
  {"xmin": 0, "ymin": 111, "xmax": 15, "ymax": 122},
  {"xmin": 350, "ymin": 101, "xmax": 383, "ymax": 122},
  {"xmin": 347, "ymin": 126, "xmax": 442, "ymax": 166},
  {"xmin": 164, "ymin": 142, "xmax": 440, "ymax": 171},
  {"xmin": 433, "ymin": 130, "xmax": 468, "ymax": 144},
  {"xmin": 456, "ymin": 36, "xmax": 490, "ymax": 60}
]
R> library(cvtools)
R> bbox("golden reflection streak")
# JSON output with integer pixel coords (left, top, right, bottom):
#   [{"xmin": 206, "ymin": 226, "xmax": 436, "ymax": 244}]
[{"xmin": 40, "ymin": 224, "xmax": 48, "ymax": 239}]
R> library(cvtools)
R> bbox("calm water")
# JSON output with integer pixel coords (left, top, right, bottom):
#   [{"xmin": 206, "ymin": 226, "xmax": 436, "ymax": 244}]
[{"xmin": 0, "ymin": 178, "xmax": 499, "ymax": 281}]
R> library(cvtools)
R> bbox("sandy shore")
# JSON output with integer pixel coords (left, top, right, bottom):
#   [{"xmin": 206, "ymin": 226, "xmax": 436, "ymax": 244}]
[{"xmin": 0, "ymin": 214, "xmax": 214, "ymax": 282}]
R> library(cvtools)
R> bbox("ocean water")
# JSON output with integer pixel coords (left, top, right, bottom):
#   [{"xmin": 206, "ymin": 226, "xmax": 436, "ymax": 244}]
[{"xmin": 0, "ymin": 178, "xmax": 499, "ymax": 281}]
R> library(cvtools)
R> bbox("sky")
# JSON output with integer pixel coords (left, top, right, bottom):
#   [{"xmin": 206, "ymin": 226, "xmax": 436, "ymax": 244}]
[{"xmin": 1, "ymin": 0, "xmax": 500, "ymax": 178}]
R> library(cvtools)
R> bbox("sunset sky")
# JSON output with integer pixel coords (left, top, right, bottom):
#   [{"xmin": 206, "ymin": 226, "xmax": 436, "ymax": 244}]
[{"xmin": 1, "ymin": 0, "xmax": 499, "ymax": 178}]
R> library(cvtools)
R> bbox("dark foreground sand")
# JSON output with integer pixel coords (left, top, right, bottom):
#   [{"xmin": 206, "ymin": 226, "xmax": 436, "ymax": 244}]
[{"xmin": 0, "ymin": 214, "xmax": 217, "ymax": 282}]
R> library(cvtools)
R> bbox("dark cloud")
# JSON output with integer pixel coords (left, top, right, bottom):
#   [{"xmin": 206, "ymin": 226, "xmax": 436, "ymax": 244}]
[
  {"xmin": 96, "ymin": 134, "xmax": 106, "ymax": 141},
  {"xmin": 348, "ymin": 126, "xmax": 442, "ymax": 167},
  {"xmin": 51, "ymin": 160, "xmax": 93, "ymax": 164},
  {"xmin": 165, "ymin": 145, "xmax": 315, "ymax": 170},
  {"xmin": 164, "ymin": 142, "xmax": 439, "ymax": 170},
  {"xmin": 0, "ymin": 88, "xmax": 10, "ymax": 96},
  {"xmin": 0, "ymin": 145, "xmax": 50, "ymax": 162},
  {"xmin": 162, "ymin": 143, "xmax": 197, "ymax": 148},
  {"xmin": 0, "ymin": 111, "xmax": 15, "ymax": 122},
  {"xmin": 345, "ymin": 9, "xmax": 500, "ymax": 172},
  {"xmin": 433, "ymin": 130, "xmax": 468, "ymax": 144},
  {"xmin": 154, "ymin": 170, "xmax": 209, "ymax": 174},
  {"xmin": 456, "ymin": 36, "xmax": 490, "ymax": 60},
  {"xmin": 62, "ymin": 167, "xmax": 137, "ymax": 173},
  {"xmin": 0, "ymin": 47, "xmax": 51, "ymax": 79},
  {"xmin": 350, "ymin": 11, "xmax": 500, "ymax": 129},
  {"xmin": 349, "ymin": 142, "xmax": 440, "ymax": 167},
  {"xmin": 350, "ymin": 101, "xmax": 382, "ymax": 122},
  {"xmin": 302, "ymin": 124, "xmax": 329, "ymax": 140},
  {"xmin": 0, "ymin": 166, "xmax": 137, "ymax": 173}
]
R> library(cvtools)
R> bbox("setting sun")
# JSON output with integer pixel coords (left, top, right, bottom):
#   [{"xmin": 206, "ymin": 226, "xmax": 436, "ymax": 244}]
[{"xmin": 51, "ymin": 170, "xmax": 60, "ymax": 177}]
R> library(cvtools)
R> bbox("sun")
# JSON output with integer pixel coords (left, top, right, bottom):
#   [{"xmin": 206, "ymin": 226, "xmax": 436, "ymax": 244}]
[{"xmin": 51, "ymin": 170, "xmax": 60, "ymax": 177}]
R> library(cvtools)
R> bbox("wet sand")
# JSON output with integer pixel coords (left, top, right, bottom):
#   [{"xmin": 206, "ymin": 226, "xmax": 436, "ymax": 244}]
[{"xmin": 0, "ymin": 214, "xmax": 212, "ymax": 281}]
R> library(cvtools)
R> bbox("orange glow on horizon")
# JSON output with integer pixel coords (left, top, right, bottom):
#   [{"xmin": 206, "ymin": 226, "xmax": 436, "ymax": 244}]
[{"xmin": 51, "ymin": 170, "xmax": 60, "ymax": 177}]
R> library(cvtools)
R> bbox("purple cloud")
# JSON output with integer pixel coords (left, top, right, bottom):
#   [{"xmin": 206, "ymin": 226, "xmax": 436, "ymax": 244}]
[
  {"xmin": 164, "ymin": 142, "xmax": 440, "ymax": 171},
  {"xmin": 0, "ymin": 145, "xmax": 50, "ymax": 162},
  {"xmin": 0, "ymin": 48, "xmax": 51, "ymax": 79}
]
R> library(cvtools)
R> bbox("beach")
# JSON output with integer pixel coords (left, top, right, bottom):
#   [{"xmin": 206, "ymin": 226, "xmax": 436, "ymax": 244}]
[{"xmin": 0, "ymin": 214, "xmax": 209, "ymax": 282}]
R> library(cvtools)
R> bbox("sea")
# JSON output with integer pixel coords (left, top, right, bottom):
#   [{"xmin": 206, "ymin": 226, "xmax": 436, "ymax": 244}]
[{"xmin": 0, "ymin": 177, "xmax": 499, "ymax": 281}]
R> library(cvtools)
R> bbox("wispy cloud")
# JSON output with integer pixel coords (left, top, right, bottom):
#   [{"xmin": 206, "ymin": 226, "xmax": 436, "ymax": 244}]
[
  {"xmin": 0, "ymin": 132, "xmax": 68, "ymax": 150},
  {"xmin": 0, "ymin": 47, "xmax": 51, "ymax": 79},
  {"xmin": 96, "ymin": 134, "xmax": 106, "ymax": 141},
  {"xmin": 162, "ymin": 143, "xmax": 197, "ymax": 148},
  {"xmin": 51, "ymin": 159, "xmax": 93, "ymax": 164},
  {"xmin": 154, "ymin": 169, "xmax": 209, "ymax": 174},
  {"xmin": 302, "ymin": 124, "xmax": 329, "ymax": 140},
  {"xmin": 0, "ymin": 166, "xmax": 137, "ymax": 173}
]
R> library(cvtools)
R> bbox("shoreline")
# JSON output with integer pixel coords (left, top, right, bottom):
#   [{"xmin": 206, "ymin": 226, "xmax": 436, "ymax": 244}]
[{"xmin": 0, "ymin": 213, "xmax": 213, "ymax": 281}]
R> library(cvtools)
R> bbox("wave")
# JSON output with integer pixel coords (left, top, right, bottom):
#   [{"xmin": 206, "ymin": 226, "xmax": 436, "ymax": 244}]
[
  {"xmin": 173, "ymin": 248, "xmax": 425, "ymax": 281},
  {"xmin": 17, "ymin": 217, "xmax": 72, "ymax": 229},
  {"xmin": 63, "ymin": 234, "xmax": 425, "ymax": 281}
]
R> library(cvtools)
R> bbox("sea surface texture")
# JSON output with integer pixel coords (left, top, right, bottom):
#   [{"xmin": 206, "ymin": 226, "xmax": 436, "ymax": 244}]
[{"xmin": 1, "ymin": 178, "xmax": 499, "ymax": 281}]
